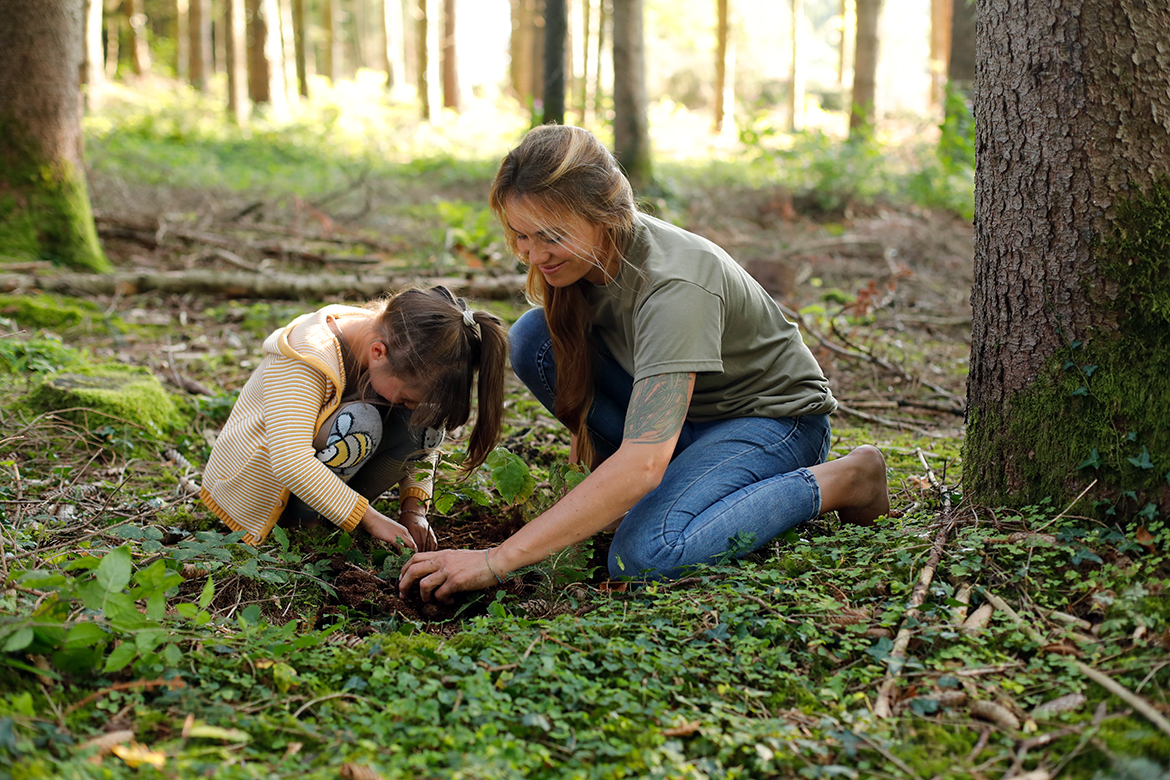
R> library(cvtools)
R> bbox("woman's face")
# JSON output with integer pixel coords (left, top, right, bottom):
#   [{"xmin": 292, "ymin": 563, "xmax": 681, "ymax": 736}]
[{"xmin": 505, "ymin": 196, "xmax": 612, "ymax": 286}]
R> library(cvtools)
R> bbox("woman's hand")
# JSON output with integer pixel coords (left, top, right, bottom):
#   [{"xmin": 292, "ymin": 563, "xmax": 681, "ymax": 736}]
[
  {"xmin": 400, "ymin": 511, "xmax": 438, "ymax": 552},
  {"xmin": 399, "ymin": 548, "xmax": 500, "ymax": 604},
  {"xmin": 359, "ymin": 507, "xmax": 418, "ymax": 552}
]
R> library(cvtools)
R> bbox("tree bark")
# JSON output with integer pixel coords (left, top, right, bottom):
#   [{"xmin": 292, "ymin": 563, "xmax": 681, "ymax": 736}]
[
  {"xmin": 611, "ymin": 0, "xmax": 651, "ymax": 193},
  {"xmin": 577, "ymin": 0, "xmax": 592, "ymax": 122},
  {"xmin": 929, "ymin": 0, "xmax": 952, "ymax": 105},
  {"xmin": 0, "ymin": 0, "xmax": 109, "ymax": 271},
  {"xmin": 418, "ymin": 0, "xmax": 441, "ymax": 121},
  {"xmin": 543, "ymin": 0, "xmax": 567, "ymax": 123},
  {"xmin": 442, "ymin": 0, "xmax": 461, "ymax": 111},
  {"xmin": 849, "ymin": 0, "xmax": 879, "ymax": 135},
  {"xmin": 967, "ymin": 0, "xmax": 1170, "ymax": 516},
  {"xmin": 713, "ymin": 0, "xmax": 728, "ymax": 133},
  {"xmin": 322, "ymin": 0, "xmax": 339, "ymax": 83},
  {"xmin": 104, "ymin": 0, "xmax": 121, "ymax": 79},
  {"xmin": 189, "ymin": 0, "xmax": 211, "ymax": 91},
  {"xmin": 224, "ymin": 0, "xmax": 248, "ymax": 123}
]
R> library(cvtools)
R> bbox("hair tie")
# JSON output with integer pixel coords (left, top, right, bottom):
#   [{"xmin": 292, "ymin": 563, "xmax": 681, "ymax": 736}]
[{"xmin": 462, "ymin": 308, "xmax": 481, "ymax": 338}]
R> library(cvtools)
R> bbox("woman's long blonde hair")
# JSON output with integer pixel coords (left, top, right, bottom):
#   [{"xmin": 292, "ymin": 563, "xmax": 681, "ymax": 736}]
[{"xmin": 489, "ymin": 125, "xmax": 637, "ymax": 467}]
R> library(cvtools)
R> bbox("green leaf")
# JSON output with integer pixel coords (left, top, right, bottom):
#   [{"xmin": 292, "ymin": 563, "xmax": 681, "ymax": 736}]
[
  {"xmin": 198, "ymin": 577, "xmax": 216, "ymax": 609},
  {"xmin": 135, "ymin": 628, "xmax": 168, "ymax": 654},
  {"xmin": 2, "ymin": 627, "xmax": 34, "ymax": 653},
  {"xmin": 1077, "ymin": 449, "xmax": 1102, "ymax": 470},
  {"xmin": 64, "ymin": 622, "xmax": 109, "ymax": 649},
  {"xmin": 240, "ymin": 604, "xmax": 262, "ymax": 625},
  {"xmin": 486, "ymin": 447, "xmax": 536, "ymax": 504},
  {"xmin": 1127, "ymin": 447, "xmax": 1154, "ymax": 469},
  {"xmin": 1070, "ymin": 386, "xmax": 1089, "ymax": 396},
  {"xmin": 162, "ymin": 643, "xmax": 183, "ymax": 666},
  {"xmin": 96, "ymin": 546, "xmax": 133, "ymax": 597},
  {"xmin": 271, "ymin": 525, "xmax": 290, "ymax": 553},
  {"xmin": 104, "ymin": 642, "xmax": 138, "ymax": 673}
]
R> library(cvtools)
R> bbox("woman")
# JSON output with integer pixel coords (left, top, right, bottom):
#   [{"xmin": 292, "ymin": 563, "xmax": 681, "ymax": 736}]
[
  {"xmin": 400, "ymin": 126, "xmax": 888, "ymax": 601},
  {"xmin": 201, "ymin": 286, "xmax": 507, "ymax": 552}
]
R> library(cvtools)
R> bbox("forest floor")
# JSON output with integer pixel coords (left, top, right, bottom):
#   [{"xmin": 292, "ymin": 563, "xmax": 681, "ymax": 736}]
[{"xmin": 1, "ymin": 90, "xmax": 1166, "ymax": 779}]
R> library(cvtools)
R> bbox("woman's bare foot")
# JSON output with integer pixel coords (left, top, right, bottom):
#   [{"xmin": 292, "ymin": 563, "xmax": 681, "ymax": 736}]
[{"xmin": 809, "ymin": 445, "xmax": 891, "ymax": 526}]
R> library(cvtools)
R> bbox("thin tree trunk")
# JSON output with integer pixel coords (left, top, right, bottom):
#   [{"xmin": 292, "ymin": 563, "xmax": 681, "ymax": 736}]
[
  {"xmin": 849, "ymin": 0, "xmax": 880, "ymax": 135},
  {"xmin": 0, "ymin": 0, "xmax": 108, "ymax": 271},
  {"xmin": 278, "ymin": 0, "xmax": 298, "ymax": 106},
  {"xmin": 225, "ymin": 0, "xmax": 248, "ymax": 122},
  {"xmin": 383, "ymin": 0, "xmax": 406, "ymax": 90},
  {"xmin": 322, "ymin": 0, "xmax": 339, "ymax": 83},
  {"xmin": 836, "ymin": 0, "xmax": 847, "ymax": 86},
  {"xmin": 104, "ymin": 0, "xmax": 121, "ymax": 79},
  {"xmin": 82, "ymin": 0, "xmax": 106, "ymax": 106},
  {"xmin": 577, "ymin": 0, "xmax": 591, "ymax": 122},
  {"xmin": 948, "ymin": 0, "xmax": 975, "ymax": 96},
  {"xmin": 929, "ymin": 0, "xmax": 952, "ymax": 105},
  {"xmin": 292, "ymin": 0, "xmax": 309, "ymax": 96},
  {"xmin": 594, "ymin": 0, "xmax": 608, "ymax": 117},
  {"xmin": 442, "ymin": 0, "xmax": 460, "ymax": 110},
  {"xmin": 189, "ymin": 0, "xmax": 210, "ymax": 91},
  {"xmin": 611, "ymin": 0, "xmax": 651, "ymax": 192},
  {"xmin": 714, "ymin": 0, "xmax": 728, "ymax": 133},
  {"xmin": 176, "ymin": 0, "xmax": 190, "ymax": 80},
  {"xmin": 543, "ymin": 0, "xmax": 566, "ymax": 123},
  {"xmin": 127, "ymin": 0, "xmax": 151, "ymax": 75},
  {"xmin": 788, "ymin": 0, "xmax": 804, "ymax": 131},
  {"xmin": 247, "ymin": 0, "xmax": 269, "ymax": 102},
  {"xmin": 968, "ymin": 0, "xmax": 1170, "ymax": 514},
  {"xmin": 418, "ymin": 0, "xmax": 440, "ymax": 121}
]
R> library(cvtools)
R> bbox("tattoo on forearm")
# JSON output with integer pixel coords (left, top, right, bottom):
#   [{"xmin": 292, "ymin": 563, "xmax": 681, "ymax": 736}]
[{"xmin": 623, "ymin": 373, "xmax": 691, "ymax": 444}]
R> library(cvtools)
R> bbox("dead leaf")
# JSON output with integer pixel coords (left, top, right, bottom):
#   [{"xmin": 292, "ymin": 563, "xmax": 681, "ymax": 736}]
[
  {"xmin": 962, "ymin": 602, "xmax": 994, "ymax": 633},
  {"xmin": 1032, "ymin": 692, "xmax": 1087, "ymax": 719},
  {"xmin": 969, "ymin": 699, "xmax": 1020, "ymax": 731},
  {"xmin": 79, "ymin": 730, "xmax": 135, "ymax": 765},
  {"xmin": 111, "ymin": 741, "xmax": 166, "ymax": 769},
  {"xmin": 661, "ymin": 720, "xmax": 701, "ymax": 738},
  {"xmin": 339, "ymin": 763, "xmax": 383, "ymax": 780}
]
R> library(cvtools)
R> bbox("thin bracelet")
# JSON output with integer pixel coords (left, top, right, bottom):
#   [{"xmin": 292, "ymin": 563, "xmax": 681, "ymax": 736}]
[{"xmin": 485, "ymin": 548, "xmax": 505, "ymax": 585}]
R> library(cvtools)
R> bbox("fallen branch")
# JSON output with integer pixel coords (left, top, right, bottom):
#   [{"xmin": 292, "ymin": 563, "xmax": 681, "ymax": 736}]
[
  {"xmin": 0, "ymin": 270, "xmax": 528, "ymax": 302},
  {"xmin": 980, "ymin": 589, "xmax": 1170, "ymax": 740},
  {"xmin": 874, "ymin": 516, "xmax": 955, "ymax": 717},
  {"xmin": 836, "ymin": 402, "xmax": 947, "ymax": 438}
]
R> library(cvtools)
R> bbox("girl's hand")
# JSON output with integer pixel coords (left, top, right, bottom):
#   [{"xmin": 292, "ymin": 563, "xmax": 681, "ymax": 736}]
[
  {"xmin": 400, "ymin": 511, "xmax": 438, "ymax": 552},
  {"xmin": 399, "ymin": 548, "xmax": 500, "ymax": 604},
  {"xmin": 359, "ymin": 507, "xmax": 418, "ymax": 552}
]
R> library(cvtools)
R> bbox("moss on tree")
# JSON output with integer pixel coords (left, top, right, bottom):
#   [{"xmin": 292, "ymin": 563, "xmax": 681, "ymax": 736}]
[
  {"xmin": 965, "ymin": 180, "xmax": 1170, "ymax": 523},
  {"xmin": 0, "ymin": 119, "xmax": 109, "ymax": 273}
]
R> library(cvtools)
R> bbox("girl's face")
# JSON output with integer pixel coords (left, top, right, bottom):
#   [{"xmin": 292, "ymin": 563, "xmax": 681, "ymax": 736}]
[
  {"xmin": 367, "ymin": 343, "xmax": 424, "ymax": 409},
  {"xmin": 505, "ymin": 196, "xmax": 612, "ymax": 286}
]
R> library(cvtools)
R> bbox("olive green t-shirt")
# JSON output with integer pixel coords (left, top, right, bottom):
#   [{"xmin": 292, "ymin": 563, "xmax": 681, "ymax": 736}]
[{"xmin": 585, "ymin": 213, "xmax": 836, "ymax": 421}]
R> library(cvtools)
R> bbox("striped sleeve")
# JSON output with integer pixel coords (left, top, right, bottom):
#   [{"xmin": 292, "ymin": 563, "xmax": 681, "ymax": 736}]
[{"xmin": 262, "ymin": 354, "xmax": 363, "ymax": 527}]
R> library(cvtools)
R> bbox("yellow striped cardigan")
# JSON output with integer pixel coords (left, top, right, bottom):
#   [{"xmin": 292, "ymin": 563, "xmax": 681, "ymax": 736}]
[{"xmin": 200, "ymin": 305, "xmax": 436, "ymax": 544}]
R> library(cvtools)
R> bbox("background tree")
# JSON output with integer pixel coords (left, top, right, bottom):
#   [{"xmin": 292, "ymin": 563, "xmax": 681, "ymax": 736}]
[
  {"xmin": 383, "ymin": 0, "xmax": 407, "ymax": 91},
  {"xmin": 82, "ymin": 0, "xmax": 106, "ymax": 106},
  {"xmin": 442, "ymin": 0, "xmax": 461, "ymax": 111},
  {"xmin": 967, "ymin": 0, "xmax": 1170, "ymax": 517},
  {"xmin": 713, "ymin": 0, "xmax": 730, "ymax": 134},
  {"xmin": 788, "ymin": 0, "xmax": 805, "ymax": 131},
  {"xmin": 0, "ymin": 0, "xmax": 109, "ymax": 272},
  {"xmin": 127, "ymin": 0, "xmax": 152, "ymax": 75},
  {"xmin": 322, "ymin": 0, "xmax": 340, "ymax": 83},
  {"xmin": 189, "ymin": 0, "xmax": 211, "ymax": 91},
  {"xmin": 225, "ymin": 0, "xmax": 248, "ymax": 123},
  {"xmin": 849, "ymin": 0, "xmax": 879, "ymax": 135},
  {"xmin": 947, "ymin": 0, "xmax": 975, "ymax": 96},
  {"xmin": 611, "ymin": 0, "xmax": 651, "ymax": 193},
  {"xmin": 543, "ymin": 0, "xmax": 567, "ymax": 124}
]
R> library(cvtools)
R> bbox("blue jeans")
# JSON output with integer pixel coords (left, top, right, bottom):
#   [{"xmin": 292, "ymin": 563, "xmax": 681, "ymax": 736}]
[{"xmin": 509, "ymin": 308, "xmax": 831, "ymax": 580}]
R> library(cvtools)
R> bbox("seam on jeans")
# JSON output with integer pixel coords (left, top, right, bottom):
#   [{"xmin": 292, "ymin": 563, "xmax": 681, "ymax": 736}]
[{"xmin": 534, "ymin": 337, "xmax": 557, "ymax": 400}]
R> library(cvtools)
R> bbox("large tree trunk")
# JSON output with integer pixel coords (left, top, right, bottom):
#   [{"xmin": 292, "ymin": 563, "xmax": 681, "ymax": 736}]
[
  {"xmin": 849, "ymin": 0, "xmax": 879, "ymax": 135},
  {"xmin": 224, "ymin": 0, "xmax": 248, "ymax": 123},
  {"xmin": 611, "ymin": 0, "xmax": 651, "ymax": 193},
  {"xmin": 441, "ymin": 0, "xmax": 461, "ymax": 111},
  {"xmin": 0, "ymin": 0, "xmax": 109, "ymax": 272},
  {"xmin": 509, "ymin": 0, "xmax": 542, "ymax": 113},
  {"xmin": 543, "ymin": 0, "xmax": 567, "ymax": 124},
  {"xmin": 967, "ymin": 0, "xmax": 1170, "ymax": 518},
  {"xmin": 189, "ymin": 0, "xmax": 211, "ymax": 91}
]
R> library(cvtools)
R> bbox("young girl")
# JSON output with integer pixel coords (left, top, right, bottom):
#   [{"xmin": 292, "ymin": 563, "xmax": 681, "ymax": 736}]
[
  {"xmin": 400, "ymin": 125, "xmax": 889, "ymax": 600},
  {"xmin": 201, "ymin": 286, "xmax": 507, "ymax": 551}
]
